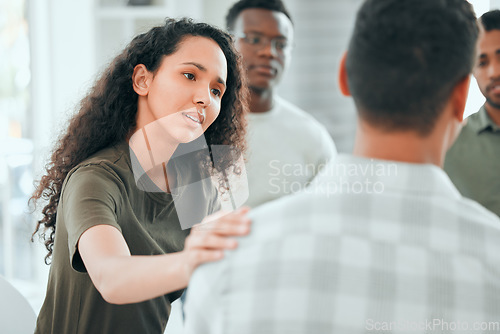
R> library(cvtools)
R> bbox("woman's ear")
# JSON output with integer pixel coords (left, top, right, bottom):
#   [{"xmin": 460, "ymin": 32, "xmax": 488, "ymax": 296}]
[
  {"xmin": 132, "ymin": 64, "xmax": 152, "ymax": 96},
  {"xmin": 338, "ymin": 51, "xmax": 351, "ymax": 97}
]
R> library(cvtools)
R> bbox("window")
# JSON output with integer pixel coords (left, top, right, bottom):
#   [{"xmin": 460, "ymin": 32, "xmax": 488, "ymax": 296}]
[
  {"xmin": 0, "ymin": 0, "xmax": 35, "ymax": 281},
  {"xmin": 0, "ymin": 0, "xmax": 51, "ymax": 313}
]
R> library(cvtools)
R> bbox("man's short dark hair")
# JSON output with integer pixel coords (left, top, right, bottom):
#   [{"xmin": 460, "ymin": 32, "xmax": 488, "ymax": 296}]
[
  {"xmin": 346, "ymin": 0, "xmax": 478, "ymax": 136},
  {"xmin": 225, "ymin": 0, "xmax": 293, "ymax": 32},
  {"xmin": 480, "ymin": 10, "xmax": 500, "ymax": 32}
]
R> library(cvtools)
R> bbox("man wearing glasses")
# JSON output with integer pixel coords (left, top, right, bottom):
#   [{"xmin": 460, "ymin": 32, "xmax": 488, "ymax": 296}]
[{"xmin": 225, "ymin": 0, "xmax": 337, "ymax": 208}]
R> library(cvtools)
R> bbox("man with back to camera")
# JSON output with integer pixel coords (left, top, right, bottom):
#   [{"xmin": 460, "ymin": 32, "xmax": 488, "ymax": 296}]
[
  {"xmin": 445, "ymin": 9, "xmax": 500, "ymax": 217},
  {"xmin": 183, "ymin": 1, "xmax": 500, "ymax": 333},
  {"xmin": 225, "ymin": 0, "xmax": 337, "ymax": 208}
]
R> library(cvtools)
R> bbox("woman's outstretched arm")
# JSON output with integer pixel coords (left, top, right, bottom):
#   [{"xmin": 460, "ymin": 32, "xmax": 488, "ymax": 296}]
[{"xmin": 78, "ymin": 207, "xmax": 251, "ymax": 304}]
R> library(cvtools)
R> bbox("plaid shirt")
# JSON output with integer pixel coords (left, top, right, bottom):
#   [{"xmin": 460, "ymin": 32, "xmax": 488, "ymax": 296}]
[{"xmin": 184, "ymin": 155, "xmax": 500, "ymax": 334}]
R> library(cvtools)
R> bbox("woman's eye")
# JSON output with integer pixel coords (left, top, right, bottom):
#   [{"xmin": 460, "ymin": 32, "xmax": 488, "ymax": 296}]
[
  {"xmin": 183, "ymin": 73, "xmax": 195, "ymax": 80},
  {"xmin": 211, "ymin": 88, "xmax": 221, "ymax": 97}
]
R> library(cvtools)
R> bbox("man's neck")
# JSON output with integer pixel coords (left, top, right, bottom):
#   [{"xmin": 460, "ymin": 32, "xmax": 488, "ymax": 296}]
[
  {"xmin": 352, "ymin": 122, "xmax": 447, "ymax": 167},
  {"xmin": 484, "ymin": 103, "xmax": 500, "ymax": 127},
  {"xmin": 249, "ymin": 88, "xmax": 274, "ymax": 114}
]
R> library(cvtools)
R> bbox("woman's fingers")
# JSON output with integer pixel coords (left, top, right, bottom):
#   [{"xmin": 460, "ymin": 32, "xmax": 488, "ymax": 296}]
[
  {"xmin": 192, "ymin": 220, "xmax": 250, "ymax": 237},
  {"xmin": 182, "ymin": 207, "xmax": 252, "ymax": 275},
  {"xmin": 184, "ymin": 208, "xmax": 251, "ymax": 253},
  {"xmin": 193, "ymin": 207, "xmax": 251, "ymax": 235},
  {"xmin": 201, "ymin": 206, "xmax": 250, "ymax": 223},
  {"xmin": 185, "ymin": 233, "xmax": 238, "ymax": 250},
  {"xmin": 235, "ymin": 206, "xmax": 251, "ymax": 214}
]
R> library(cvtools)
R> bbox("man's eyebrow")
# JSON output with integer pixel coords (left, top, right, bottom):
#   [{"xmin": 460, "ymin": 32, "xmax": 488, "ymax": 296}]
[
  {"xmin": 181, "ymin": 62, "xmax": 226, "ymax": 88},
  {"xmin": 478, "ymin": 49, "xmax": 500, "ymax": 58}
]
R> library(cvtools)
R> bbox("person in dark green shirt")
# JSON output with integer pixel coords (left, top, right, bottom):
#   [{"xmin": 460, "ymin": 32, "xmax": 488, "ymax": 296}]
[
  {"xmin": 445, "ymin": 10, "xmax": 500, "ymax": 217},
  {"xmin": 30, "ymin": 18, "xmax": 250, "ymax": 334}
]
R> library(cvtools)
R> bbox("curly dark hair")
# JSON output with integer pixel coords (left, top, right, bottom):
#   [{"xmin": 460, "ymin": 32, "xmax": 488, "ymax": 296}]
[{"xmin": 30, "ymin": 17, "xmax": 248, "ymax": 263}]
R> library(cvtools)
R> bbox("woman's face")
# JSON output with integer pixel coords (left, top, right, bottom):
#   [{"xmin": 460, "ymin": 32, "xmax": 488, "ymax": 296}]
[{"xmin": 134, "ymin": 35, "xmax": 228, "ymax": 144}]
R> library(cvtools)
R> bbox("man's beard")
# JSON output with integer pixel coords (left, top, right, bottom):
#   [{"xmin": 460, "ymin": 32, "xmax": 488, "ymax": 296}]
[{"xmin": 486, "ymin": 96, "xmax": 500, "ymax": 110}]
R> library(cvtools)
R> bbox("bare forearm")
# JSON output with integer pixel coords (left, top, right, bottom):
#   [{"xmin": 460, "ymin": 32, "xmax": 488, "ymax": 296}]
[{"xmin": 95, "ymin": 252, "xmax": 189, "ymax": 305}]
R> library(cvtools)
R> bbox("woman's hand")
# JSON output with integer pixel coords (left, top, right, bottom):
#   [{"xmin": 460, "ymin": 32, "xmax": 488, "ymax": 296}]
[{"xmin": 181, "ymin": 206, "xmax": 251, "ymax": 278}]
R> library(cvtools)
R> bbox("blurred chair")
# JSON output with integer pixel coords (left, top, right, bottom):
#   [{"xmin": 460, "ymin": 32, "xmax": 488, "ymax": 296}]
[{"xmin": 0, "ymin": 275, "xmax": 37, "ymax": 333}]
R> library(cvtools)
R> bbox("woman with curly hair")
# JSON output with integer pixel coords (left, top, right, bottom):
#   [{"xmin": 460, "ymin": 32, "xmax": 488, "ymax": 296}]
[{"xmin": 31, "ymin": 18, "xmax": 249, "ymax": 333}]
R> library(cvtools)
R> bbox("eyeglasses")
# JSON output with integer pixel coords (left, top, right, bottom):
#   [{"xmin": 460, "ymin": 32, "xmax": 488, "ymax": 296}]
[{"xmin": 235, "ymin": 32, "xmax": 292, "ymax": 55}]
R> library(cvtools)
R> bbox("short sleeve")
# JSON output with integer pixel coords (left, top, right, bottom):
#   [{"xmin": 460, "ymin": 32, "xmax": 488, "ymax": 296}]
[{"xmin": 61, "ymin": 164, "xmax": 123, "ymax": 272}]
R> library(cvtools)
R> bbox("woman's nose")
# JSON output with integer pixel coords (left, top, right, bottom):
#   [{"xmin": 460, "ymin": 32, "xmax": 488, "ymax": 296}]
[{"xmin": 194, "ymin": 86, "xmax": 211, "ymax": 107}]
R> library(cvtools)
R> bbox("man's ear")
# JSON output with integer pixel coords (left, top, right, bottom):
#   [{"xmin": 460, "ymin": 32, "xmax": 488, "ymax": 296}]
[
  {"xmin": 450, "ymin": 75, "xmax": 471, "ymax": 122},
  {"xmin": 338, "ymin": 51, "xmax": 351, "ymax": 97},
  {"xmin": 132, "ymin": 64, "xmax": 152, "ymax": 96}
]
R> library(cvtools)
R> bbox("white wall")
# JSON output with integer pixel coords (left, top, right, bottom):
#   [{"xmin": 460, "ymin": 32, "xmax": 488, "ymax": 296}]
[{"xmin": 30, "ymin": 0, "xmax": 96, "ymax": 172}]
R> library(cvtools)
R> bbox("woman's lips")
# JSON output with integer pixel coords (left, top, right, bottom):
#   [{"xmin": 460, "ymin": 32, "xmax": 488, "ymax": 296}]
[{"xmin": 182, "ymin": 112, "xmax": 203, "ymax": 125}]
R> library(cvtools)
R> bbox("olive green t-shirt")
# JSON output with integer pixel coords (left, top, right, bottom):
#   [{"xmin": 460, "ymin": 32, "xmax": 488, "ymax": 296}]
[
  {"xmin": 35, "ymin": 141, "xmax": 219, "ymax": 334},
  {"xmin": 444, "ymin": 105, "xmax": 500, "ymax": 217}
]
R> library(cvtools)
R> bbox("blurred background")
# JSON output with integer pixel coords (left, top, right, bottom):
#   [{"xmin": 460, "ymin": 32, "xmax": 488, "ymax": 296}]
[{"xmin": 0, "ymin": 0, "xmax": 495, "ymax": 332}]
